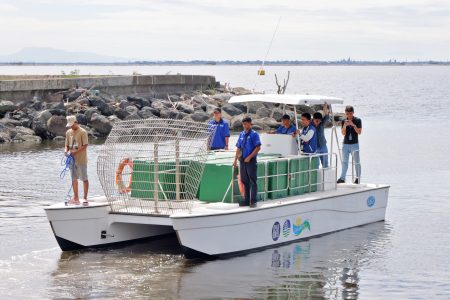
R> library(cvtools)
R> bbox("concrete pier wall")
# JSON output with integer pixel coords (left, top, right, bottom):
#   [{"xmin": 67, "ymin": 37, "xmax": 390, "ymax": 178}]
[{"xmin": 0, "ymin": 75, "xmax": 217, "ymax": 102}]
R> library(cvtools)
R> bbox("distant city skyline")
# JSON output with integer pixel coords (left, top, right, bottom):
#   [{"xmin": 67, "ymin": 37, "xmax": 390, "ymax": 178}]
[{"xmin": 1, "ymin": 0, "xmax": 449, "ymax": 61}]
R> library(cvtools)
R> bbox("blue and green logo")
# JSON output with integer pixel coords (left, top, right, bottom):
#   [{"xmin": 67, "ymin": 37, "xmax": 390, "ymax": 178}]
[
  {"xmin": 292, "ymin": 217, "xmax": 311, "ymax": 236},
  {"xmin": 283, "ymin": 220, "xmax": 291, "ymax": 237}
]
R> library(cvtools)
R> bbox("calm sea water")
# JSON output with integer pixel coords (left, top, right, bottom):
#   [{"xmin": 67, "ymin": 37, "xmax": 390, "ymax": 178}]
[{"xmin": 0, "ymin": 66, "xmax": 449, "ymax": 299}]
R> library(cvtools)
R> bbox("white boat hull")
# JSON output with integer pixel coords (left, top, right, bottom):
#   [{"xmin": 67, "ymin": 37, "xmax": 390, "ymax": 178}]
[
  {"xmin": 171, "ymin": 184, "xmax": 389, "ymax": 257},
  {"xmin": 44, "ymin": 197, "xmax": 174, "ymax": 251}
]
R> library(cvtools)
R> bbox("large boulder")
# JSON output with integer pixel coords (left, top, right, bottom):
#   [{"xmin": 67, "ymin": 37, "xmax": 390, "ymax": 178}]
[
  {"xmin": 46, "ymin": 92, "xmax": 64, "ymax": 103},
  {"xmin": 48, "ymin": 108, "xmax": 66, "ymax": 116},
  {"xmin": 168, "ymin": 95, "xmax": 181, "ymax": 102},
  {"xmin": 29, "ymin": 99, "xmax": 43, "ymax": 111},
  {"xmin": 47, "ymin": 115, "xmax": 68, "ymax": 137},
  {"xmin": 151, "ymin": 100, "xmax": 172, "ymax": 110},
  {"xmin": 230, "ymin": 102, "xmax": 247, "ymax": 112},
  {"xmin": 144, "ymin": 106, "xmax": 160, "ymax": 117},
  {"xmin": 89, "ymin": 97, "xmax": 114, "ymax": 116},
  {"xmin": 89, "ymin": 113, "xmax": 112, "ymax": 136},
  {"xmin": 84, "ymin": 108, "xmax": 100, "ymax": 122},
  {"xmin": 137, "ymin": 107, "xmax": 155, "ymax": 119},
  {"xmin": 256, "ymin": 107, "xmax": 271, "ymax": 118},
  {"xmin": 232, "ymin": 87, "xmax": 252, "ymax": 95},
  {"xmin": 212, "ymin": 93, "xmax": 233, "ymax": 102},
  {"xmin": 0, "ymin": 100, "xmax": 17, "ymax": 117},
  {"xmin": 176, "ymin": 103, "xmax": 194, "ymax": 114},
  {"xmin": 126, "ymin": 96, "xmax": 151, "ymax": 109},
  {"xmin": 192, "ymin": 95, "xmax": 208, "ymax": 105},
  {"xmin": 31, "ymin": 118, "xmax": 49, "ymax": 139},
  {"xmin": 0, "ymin": 123, "xmax": 13, "ymax": 143},
  {"xmin": 272, "ymin": 108, "xmax": 284, "ymax": 121},
  {"xmin": 0, "ymin": 132, "xmax": 11, "ymax": 143},
  {"xmin": 125, "ymin": 105, "xmax": 139, "ymax": 115},
  {"xmin": 246, "ymin": 102, "xmax": 264, "ymax": 114},
  {"xmin": 118, "ymin": 100, "xmax": 133, "ymax": 110},
  {"xmin": 49, "ymin": 101, "xmax": 65, "ymax": 110},
  {"xmin": 12, "ymin": 126, "xmax": 41, "ymax": 143},
  {"xmin": 151, "ymin": 100, "xmax": 164, "ymax": 111},
  {"xmin": 221, "ymin": 103, "xmax": 243, "ymax": 116},
  {"xmin": 190, "ymin": 111, "xmax": 210, "ymax": 122},
  {"xmin": 230, "ymin": 114, "xmax": 246, "ymax": 131},
  {"xmin": 160, "ymin": 108, "xmax": 187, "ymax": 120},
  {"xmin": 65, "ymin": 102, "xmax": 84, "ymax": 115},
  {"xmin": 124, "ymin": 113, "xmax": 142, "ymax": 121},
  {"xmin": 296, "ymin": 104, "xmax": 315, "ymax": 115},
  {"xmin": 67, "ymin": 90, "xmax": 82, "ymax": 102},
  {"xmin": 259, "ymin": 117, "xmax": 280, "ymax": 129},
  {"xmin": 114, "ymin": 107, "xmax": 130, "ymax": 120},
  {"xmin": 75, "ymin": 113, "xmax": 88, "ymax": 126}
]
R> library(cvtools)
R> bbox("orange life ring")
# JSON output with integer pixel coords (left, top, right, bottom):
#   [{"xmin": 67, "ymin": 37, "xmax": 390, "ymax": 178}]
[
  {"xmin": 115, "ymin": 158, "xmax": 133, "ymax": 194},
  {"xmin": 237, "ymin": 171, "xmax": 245, "ymax": 197}
]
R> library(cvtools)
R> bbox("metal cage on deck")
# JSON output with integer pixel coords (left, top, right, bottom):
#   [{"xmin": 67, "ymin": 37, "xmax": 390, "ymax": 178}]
[{"xmin": 97, "ymin": 118, "xmax": 214, "ymax": 215}]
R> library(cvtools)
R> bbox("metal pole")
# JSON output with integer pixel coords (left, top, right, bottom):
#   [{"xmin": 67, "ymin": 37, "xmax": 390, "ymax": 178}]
[
  {"xmin": 330, "ymin": 105, "xmax": 342, "ymax": 164},
  {"xmin": 154, "ymin": 143, "xmax": 159, "ymax": 213},
  {"xmin": 175, "ymin": 137, "xmax": 180, "ymax": 201},
  {"xmin": 294, "ymin": 106, "xmax": 301, "ymax": 155}
]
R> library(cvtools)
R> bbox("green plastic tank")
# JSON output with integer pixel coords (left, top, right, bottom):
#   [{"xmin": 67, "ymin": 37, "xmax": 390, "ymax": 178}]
[{"xmin": 267, "ymin": 160, "xmax": 289, "ymax": 199}]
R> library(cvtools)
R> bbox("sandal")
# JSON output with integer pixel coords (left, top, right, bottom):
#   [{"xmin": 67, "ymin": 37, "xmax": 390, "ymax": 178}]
[{"xmin": 67, "ymin": 199, "xmax": 80, "ymax": 205}]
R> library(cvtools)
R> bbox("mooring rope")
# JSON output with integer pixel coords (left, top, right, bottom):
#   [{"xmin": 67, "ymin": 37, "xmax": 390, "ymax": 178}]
[{"xmin": 60, "ymin": 154, "xmax": 75, "ymax": 200}]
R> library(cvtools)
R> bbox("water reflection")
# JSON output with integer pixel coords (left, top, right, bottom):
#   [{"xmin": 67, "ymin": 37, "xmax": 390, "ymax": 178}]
[{"xmin": 47, "ymin": 222, "xmax": 391, "ymax": 299}]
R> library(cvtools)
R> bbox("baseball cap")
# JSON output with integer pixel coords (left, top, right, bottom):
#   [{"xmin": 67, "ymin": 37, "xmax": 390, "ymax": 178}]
[{"xmin": 66, "ymin": 115, "xmax": 77, "ymax": 127}]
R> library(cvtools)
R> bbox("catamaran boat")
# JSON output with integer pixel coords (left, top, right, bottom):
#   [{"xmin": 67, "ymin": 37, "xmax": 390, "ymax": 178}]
[{"xmin": 44, "ymin": 94, "xmax": 390, "ymax": 258}]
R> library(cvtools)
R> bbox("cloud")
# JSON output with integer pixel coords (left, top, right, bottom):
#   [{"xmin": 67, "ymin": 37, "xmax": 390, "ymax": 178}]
[
  {"xmin": 1, "ymin": 0, "xmax": 449, "ymax": 60},
  {"xmin": 0, "ymin": 3, "xmax": 18, "ymax": 12}
]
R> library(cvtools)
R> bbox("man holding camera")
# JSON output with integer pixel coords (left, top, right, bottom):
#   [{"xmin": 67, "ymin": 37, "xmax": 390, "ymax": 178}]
[{"xmin": 337, "ymin": 106, "xmax": 362, "ymax": 184}]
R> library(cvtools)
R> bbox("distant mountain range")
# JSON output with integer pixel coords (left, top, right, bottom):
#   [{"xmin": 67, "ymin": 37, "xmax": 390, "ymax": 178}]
[
  {"xmin": 0, "ymin": 47, "xmax": 128, "ymax": 63},
  {"xmin": 0, "ymin": 47, "xmax": 448, "ymax": 65}
]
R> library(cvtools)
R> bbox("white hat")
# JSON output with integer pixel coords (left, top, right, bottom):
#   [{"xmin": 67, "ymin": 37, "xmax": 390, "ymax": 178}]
[{"xmin": 66, "ymin": 115, "xmax": 77, "ymax": 127}]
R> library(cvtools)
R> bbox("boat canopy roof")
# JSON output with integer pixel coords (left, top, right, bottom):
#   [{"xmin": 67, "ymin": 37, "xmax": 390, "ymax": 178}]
[{"xmin": 229, "ymin": 94, "xmax": 344, "ymax": 105}]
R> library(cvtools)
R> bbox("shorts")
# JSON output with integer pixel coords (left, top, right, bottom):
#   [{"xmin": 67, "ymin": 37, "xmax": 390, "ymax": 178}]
[{"xmin": 70, "ymin": 164, "xmax": 88, "ymax": 181}]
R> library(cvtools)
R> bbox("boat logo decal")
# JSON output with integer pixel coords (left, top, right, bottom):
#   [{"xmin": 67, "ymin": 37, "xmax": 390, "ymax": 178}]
[
  {"xmin": 367, "ymin": 196, "xmax": 376, "ymax": 207},
  {"xmin": 272, "ymin": 222, "xmax": 281, "ymax": 241},
  {"xmin": 282, "ymin": 220, "xmax": 291, "ymax": 237},
  {"xmin": 292, "ymin": 217, "xmax": 311, "ymax": 236}
]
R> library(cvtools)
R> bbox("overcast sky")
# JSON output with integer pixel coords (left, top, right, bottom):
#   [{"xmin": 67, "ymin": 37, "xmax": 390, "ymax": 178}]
[{"xmin": 0, "ymin": 0, "xmax": 449, "ymax": 61}]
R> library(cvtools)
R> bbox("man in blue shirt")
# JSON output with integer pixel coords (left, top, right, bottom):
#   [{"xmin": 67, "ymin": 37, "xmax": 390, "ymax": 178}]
[
  {"xmin": 208, "ymin": 108, "xmax": 231, "ymax": 150},
  {"xmin": 313, "ymin": 102, "xmax": 330, "ymax": 168},
  {"xmin": 233, "ymin": 117, "xmax": 261, "ymax": 208},
  {"xmin": 299, "ymin": 113, "xmax": 317, "ymax": 154},
  {"xmin": 271, "ymin": 114, "xmax": 298, "ymax": 137}
]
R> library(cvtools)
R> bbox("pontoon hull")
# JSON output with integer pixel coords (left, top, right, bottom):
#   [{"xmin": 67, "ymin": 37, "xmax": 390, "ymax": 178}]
[
  {"xmin": 44, "ymin": 197, "xmax": 174, "ymax": 251},
  {"xmin": 172, "ymin": 185, "xmax": 389, "ymax": 257}
]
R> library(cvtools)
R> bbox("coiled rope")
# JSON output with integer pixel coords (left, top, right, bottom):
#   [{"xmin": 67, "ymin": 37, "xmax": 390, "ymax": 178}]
[{"xmin": 60, "ymin": 154, "xmax": 75, "ymax": 200}]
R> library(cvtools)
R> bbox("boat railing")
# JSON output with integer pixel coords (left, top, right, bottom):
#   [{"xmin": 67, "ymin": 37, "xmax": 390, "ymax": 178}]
[{"xmin": 227, "ymin": 152, "xmax": 338, "ymax": 204}]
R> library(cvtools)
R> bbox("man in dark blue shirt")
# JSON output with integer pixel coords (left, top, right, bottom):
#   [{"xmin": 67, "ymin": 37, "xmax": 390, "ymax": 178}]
[
  {"xmin": 272, "ymin": 114, "xmax": 297, "ymax": 137},
  {"xmin": 233, "ymin": 117, "xmax": 261, "ymax": 208},
  {"xmin": 313, "ymin": 102, "xmax": 330, "ymax": 168},
  {"xmin": 299, "ymin": 113, "xmax": 317, "ymax": 154},
  {"xmin": 208, "ymin": 108, "xmax": 231, "ymax": 150}
]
